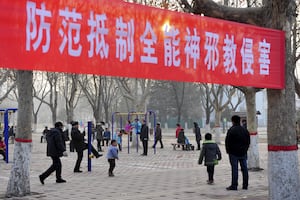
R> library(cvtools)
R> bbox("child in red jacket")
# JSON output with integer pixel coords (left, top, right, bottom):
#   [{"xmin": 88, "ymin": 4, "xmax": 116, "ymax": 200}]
[{"xmin": 0, "ymin": 136, "xmax": 6, "ymax": 161}]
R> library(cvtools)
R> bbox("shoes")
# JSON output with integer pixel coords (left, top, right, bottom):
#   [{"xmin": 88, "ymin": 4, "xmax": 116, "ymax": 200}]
[
  {"xmin": 161, "ymin": 147, "xmax": 164, "ymax": 149},
  {"xmin": 39, "ymin": 175, "xmax": 45, "ymax": 185},
  {"xmin": 242, "ymin": 186, "xmax": 248, "ymax": 190},
  {"xmin": 96, "ymin": 154, "xmax": 103, "ymax": 159},
  {"xmin": 108, "ymin": 172, "xmax": 114, "ymax": 177},
  {"xmin": 56, "ymin": 179, "xmax": 66, "ymax": 183},
  {"xmin": 74, "ymin": 170, "xmax": 83, "ymax": 173},
  {"xmin": 207, "ymin": 180, "xmax": 214, "ymax": 185},
  {"xmin": 152, "ymin": 146, "xmax": 155, "ymax": 148},
  {"xmin": 226, "ymin": 186, "xmax": 237, "ymax": 190},
  {"xmin": 140, "ymin": 154, "xmax": 146, "ymax": 156}
]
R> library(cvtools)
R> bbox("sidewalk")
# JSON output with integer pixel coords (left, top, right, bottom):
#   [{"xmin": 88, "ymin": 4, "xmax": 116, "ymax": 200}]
[{"xmin": 0, "ymin": 132, "xmax": 270, "ymax": 200}]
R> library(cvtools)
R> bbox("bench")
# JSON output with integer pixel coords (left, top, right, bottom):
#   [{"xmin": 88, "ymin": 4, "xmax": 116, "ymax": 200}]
[{"xmin": 171, "ymin": 143, "xmax": 194, "ymax": 151}]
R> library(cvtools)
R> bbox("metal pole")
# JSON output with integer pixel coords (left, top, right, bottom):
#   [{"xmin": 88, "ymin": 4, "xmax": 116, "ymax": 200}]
[
  {"xmin": 87, "ymin": 121, "xmax": 92, "ymax": 172},
  {"xmin": 4, "ymin": 110, "xmax": 9, "ymax": 163}
]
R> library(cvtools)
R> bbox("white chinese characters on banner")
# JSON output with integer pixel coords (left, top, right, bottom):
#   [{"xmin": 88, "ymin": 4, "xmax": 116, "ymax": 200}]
[
  {"xmin": 25, "ymin": 1, "xmax": 272, "ymax": 77},
  {"xmin": 184, "ymin": 27, "xmax": 200, "ymax": 69},
  {"xmin": 116, "ymin": 17, "xmax": 134, "ymax": 63},
  {"xmin": 204, "ymin": 32, "xmax": 219, "ymax": 71},
  {"xmin": 259, "ymin": 39, "xmax": 271, "ymax": 75},
  {"xmin": 59, "ymin": 7, "xmax": 82, "ymax": 57},
  {"xmin": 223, "ymin": 34, "xmax": 237, "ymax": 74},
  {"xmin": 241, "ymin": 38, "xmax": 254, "ymax": 75},
  {"xmin": 164, "ymin": 25, "xmax": 180, "ymax": 67},
  {"xmin": 87, "ymin": 12, "xmax": 109, "ymax": 59},
  {"xmin": 140, "ymin": 21, "xmax": 158, "ymax": 64},
  {"xmin": 26, "ymin": 1, "xmax": 51, "ymax": 53}
]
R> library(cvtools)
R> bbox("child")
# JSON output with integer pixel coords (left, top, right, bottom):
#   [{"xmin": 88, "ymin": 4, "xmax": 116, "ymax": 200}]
[
  {"xmin": 0, "ymin": 136, "xmax": 6, "ymax": 161},
  {"xmin": 106, "ymin": 139, "xmax": 119, "ymax": 177},
  {"xmin": 198, "ymin": 133, "xmax": 222, "ymax": 185}
]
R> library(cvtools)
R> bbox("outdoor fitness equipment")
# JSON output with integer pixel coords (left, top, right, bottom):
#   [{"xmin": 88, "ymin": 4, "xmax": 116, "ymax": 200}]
[
  {"xmin": 0, "ymin": 108, "xmax": 18, "ymax": 163},
  {"xmin": 111, "ymin": 110, "xmax": 156, "ymax": 154}
]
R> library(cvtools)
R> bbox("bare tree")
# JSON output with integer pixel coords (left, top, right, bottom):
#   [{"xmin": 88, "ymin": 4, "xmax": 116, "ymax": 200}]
[
  {"xmin": 32, "ymin": 72, "xmax": 50, "ymax": 130},
  {"xmin": 0, "ymin": 69, "xmax": 17, "ymax": 102},
  {"xmin": 59, "ymin": 73, "xmax": 81, "ymax": 123}
]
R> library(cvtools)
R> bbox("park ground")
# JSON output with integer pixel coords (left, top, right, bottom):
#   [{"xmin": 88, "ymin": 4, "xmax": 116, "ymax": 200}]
[{"xmin": 0, "ymin": 128, "xmax": 292, "ymax": 200}]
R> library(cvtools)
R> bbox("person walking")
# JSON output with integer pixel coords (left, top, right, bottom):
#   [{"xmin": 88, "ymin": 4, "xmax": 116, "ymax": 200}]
[
  {"xmin": 106, "ymin": 139, "xmax": 119, "ymax": 177},
  {"xmin": 193, "ymin": 122, "xmax": 202, "ymax": 150},
  {"xmin": 198, "ymin": 133, "xmax": 222, "ymax": 185},
  {"xmin": 152, "ymin": 122, "xmax": 163, "ymax": 149},
  {"xmin": 225, "ymin": 115, "xmax": 250, "ymax": 190},
  {"xmin": 39, "ymin": 122, "xmax": 68, "ymax": 184},
  {"xmin": 140, "ymin": 119, "xmax": 149, "ymax": 156},
  {"xmin": 71, "ymin": 121, "xmax": 102, "ymax": 173},
  {"xmin": 95, "ymin": 122, "xmax": 104, "ymax": 151}
]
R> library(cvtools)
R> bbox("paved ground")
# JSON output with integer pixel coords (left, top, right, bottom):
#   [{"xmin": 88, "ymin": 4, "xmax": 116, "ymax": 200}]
[{"xmin": 0, "ymin": 130, "xmax": 272, "ymax": 200}]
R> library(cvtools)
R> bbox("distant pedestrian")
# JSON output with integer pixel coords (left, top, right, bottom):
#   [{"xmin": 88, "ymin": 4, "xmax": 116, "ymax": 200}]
[
  {"xmin": 193, "ymin": 122, "xmax": 202, "ymax": 150},
  {"xmin": 41, "ymin": 126, "xmax": 49, "ymax": 143},
  {"xmin": 140, "ymin": 120, "xmax": 149, "ymax": 156},
  {"xmin": 103, "ymin": 128, "xmax": 111, "ymax": 146},
  {"xmin": 71, "ymin": 121, "xmax": 102, "ymax": 173},
  {"xmin": 152, "ymin": 122, "xmax": 163, "ymax": 149},
  {"xmin": 106, "ymin": 139, "xmax": 119, "ymax": 177},
  {"xmin": 0, "ymin": 136, "xmax": 6, "ymax": 161},
  {"xmin": 225, "ymin": 115, "xmax": 250, "ymax": 190},
  {"xmin": 198, "ymin": 133, "xmax": 222, "ymax": 185},
  {"xmin": 95, "ymin": 122, "xmax": 104, "ymax": 151},
  {"xmin": 39, "ymin": 122, "xmax": 68, "ymax": 184}
]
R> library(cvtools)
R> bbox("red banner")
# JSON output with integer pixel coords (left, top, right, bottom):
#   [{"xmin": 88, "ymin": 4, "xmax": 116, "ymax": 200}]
[{"xmin": 0, "ymin": 0, "xmax": 285, "ymax": 89}]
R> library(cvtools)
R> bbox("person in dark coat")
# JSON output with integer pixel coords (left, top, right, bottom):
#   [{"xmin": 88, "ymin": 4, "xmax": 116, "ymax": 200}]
[
  {"xmin": 177, "ymin": 128, "xmax": 186, "ymax": 150},
  {"xmin": 152, "ymin": 122, "xmax": 163, "ymax": 149},
  {"xmin": 140, "ymin": 120, "xmax": 149, "ymax": 156},
  {"xmin": 225, "ymin": 115, "xmax": 250, "ymax": 190},
  {"xmin": 198, "ymin": 133, "xmax": 222, "ymax": 185},
  {"xmin": 193, "ymin": 122, "xmax": 202, "ymax": 150},
  {"xmin": 71, "ymin": 121, "xmax": 102, "ymax": 173},
  {"xmin": 39, "ymin": 122, "xmax": 67, "ymax": 184}
]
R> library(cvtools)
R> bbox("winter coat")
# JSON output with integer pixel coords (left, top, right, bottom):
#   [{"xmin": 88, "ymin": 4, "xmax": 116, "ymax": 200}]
[
  {"xmin": 198, "ymin": 140, "xmax": 222, "ymax": 166},
  {"xmin": 225, "ymin": 124, "xmax": 250, "ymax": 157},
  {"xmin": 140, "ymin": 124, "xmax": 149, "ymax": 141},
  {"xmin": 106, "ymin": 145, "xmax": 119, "ymax": 159},
  {"xmin": 0, "ymin": 140, "xmax": 6, "ymax": 150},
  {"xmin": 46, "ymin": 128, "xmax": 66, "ymax": 157},
  {"xmin": 193, "ymin": 123, "xmax": 202, "ymax": 142},
  {"xmin": 177, "ymin": 130, "xmax": 185, "ymax": 144},
  {"xmin": 95, "ymin": 125, "xmax": 104, "ymax": 140},
  {"xmin": 71, "ymin": 127, "xmax": 86, "ymax": 152},
  {"xmin": 103, "ymin": 130, "xmax": 111, "ymax": 140},
  {"xmin": 155, "ymin": 126, "xmax": 162, "ymax": 140}
]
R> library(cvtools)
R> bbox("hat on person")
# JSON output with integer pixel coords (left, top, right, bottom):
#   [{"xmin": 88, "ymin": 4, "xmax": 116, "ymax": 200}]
[
  {"xmin": 157, "ymin": 122, "xmax": 161, "ymax": 125},
  {"xmin": 55, "ymin": 121, "xmax": 63, "ymax": 128},
  {"xmin": 71, "ymin": 121, "xmax": 79, "ymax": 126}
]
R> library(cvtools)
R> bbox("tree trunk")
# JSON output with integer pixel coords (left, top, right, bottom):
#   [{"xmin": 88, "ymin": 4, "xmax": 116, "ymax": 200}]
[
  {"xmin": 6, "ymin": 70, "xmax": 33, "ymax": 197},
  {"xmin": 267, "ymin": 3, "xmax": 300, "ymax": 197},
  {"xmin": 244, "ymin": 88, "xmax": 261, "ymax": 170}
]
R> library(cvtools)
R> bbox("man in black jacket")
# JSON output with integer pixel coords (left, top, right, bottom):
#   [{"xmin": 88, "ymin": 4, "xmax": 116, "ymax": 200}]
[
  {"xmin": 193, "ymin": 122, "xmax": 202, "ymax": 150},
  {"xmin": 225, "ymin": 115, "xmax": 250, "ymax": 190},
  {"xmin": 140, "ymin": 120, "xmax": 149, "ymax": 156},
  {"xmin": 39, "ymin": 122, "xmax": 67, "ymax": 184},
  {"xmin": 71, "ymin": 121, "xmax": 102, "ymax": 173}
]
